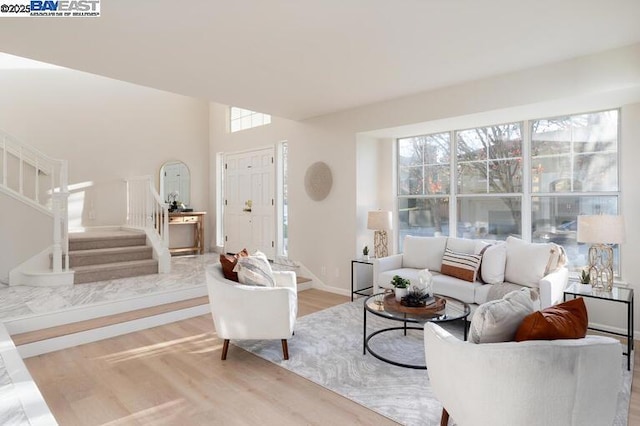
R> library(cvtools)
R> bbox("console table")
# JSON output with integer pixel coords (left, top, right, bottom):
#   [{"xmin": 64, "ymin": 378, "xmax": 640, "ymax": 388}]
[{"xmin": 168, "ymin": 212, "xmax": 206, "ymax": 255}]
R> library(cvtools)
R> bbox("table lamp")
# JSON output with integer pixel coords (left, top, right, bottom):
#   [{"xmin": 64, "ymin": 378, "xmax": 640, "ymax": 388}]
[
  {"xmin": 367, "ymin": 210, "xmax": 392, "ymax": 258},
  {"xmin": 577, "ymin": 215, "xmax": 625, "ymax": 291}
]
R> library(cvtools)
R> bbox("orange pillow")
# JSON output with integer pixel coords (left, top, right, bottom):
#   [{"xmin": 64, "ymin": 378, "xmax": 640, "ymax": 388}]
[
  {"xmin": 515, "ymin": 297, "xmax": 588, "ymax": 342},
  {"xmin": 219, "ymin": 249, "xmax": 249, "ymax": 282}
]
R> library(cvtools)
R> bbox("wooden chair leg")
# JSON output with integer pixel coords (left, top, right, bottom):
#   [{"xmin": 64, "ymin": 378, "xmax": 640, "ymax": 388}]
[
  {"xmin": 440, "ymin": 408, "xmax": 450, "ymax": 426},
  {"xmin": 221, "ymin": 339, "xmax": 230, "ymax": 360},
  {"xmin": 281, "ymin": 339, "xmax": 289, "ymax": 360}
]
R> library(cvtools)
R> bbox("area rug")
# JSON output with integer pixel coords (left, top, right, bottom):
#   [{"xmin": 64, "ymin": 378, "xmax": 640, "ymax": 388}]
[{"xmin": 235, "ymin": 299, "xmax": 633, "ymax": 426}]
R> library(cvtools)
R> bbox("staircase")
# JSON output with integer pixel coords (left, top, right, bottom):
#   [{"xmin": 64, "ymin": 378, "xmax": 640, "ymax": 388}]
[{"xmin": 68, "ymin": 230, "xmax": 158, "ymax": 284}]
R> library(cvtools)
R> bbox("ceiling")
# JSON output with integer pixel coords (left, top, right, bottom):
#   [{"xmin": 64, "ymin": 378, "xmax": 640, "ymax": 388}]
[{"xmin": 0, "ymin": 0, "xmax": 639, "ymax": 120}]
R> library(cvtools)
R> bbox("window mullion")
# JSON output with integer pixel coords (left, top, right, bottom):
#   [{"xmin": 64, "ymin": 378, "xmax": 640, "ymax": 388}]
[
  {"xmin": 450, "ymin": 130, "xmax": 457, "ymax": 237},
  {"xmin": 522, "ymin": 120, "xmax": 532, "ymax": 242}
]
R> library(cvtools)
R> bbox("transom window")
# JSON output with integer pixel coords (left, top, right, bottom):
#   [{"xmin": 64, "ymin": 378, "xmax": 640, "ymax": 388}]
[
  {"xmin": 230, "ymin": 107, "xmax": 271, "ymax": 133},
  {"xmin": 397, "ymin": 109, "xmax": 620, "ymax": 274}
]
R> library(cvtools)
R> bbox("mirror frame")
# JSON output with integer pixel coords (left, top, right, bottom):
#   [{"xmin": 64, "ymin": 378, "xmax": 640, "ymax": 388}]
[{"xmin": 160, "ymin": 160, "xmax": 191, "ymax": 207}]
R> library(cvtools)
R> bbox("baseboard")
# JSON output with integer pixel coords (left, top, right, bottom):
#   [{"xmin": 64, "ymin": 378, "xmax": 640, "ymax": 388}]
[
  {"xmin": 589, "ymin": 320, "xmax": 639, "ymax": 342},
  {"xmin": 17, "ymin": 304, "xmax": 210, "ymax": 358}
]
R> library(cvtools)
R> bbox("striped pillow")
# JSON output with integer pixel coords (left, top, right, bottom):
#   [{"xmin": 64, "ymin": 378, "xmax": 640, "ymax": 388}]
[
  {"xmin": 233, "ymin": 252, "xmax": 275, "ymax": 287},
  {"xmin": 441, "ymin": 248, "xmax": 482, "ymax": 282}
]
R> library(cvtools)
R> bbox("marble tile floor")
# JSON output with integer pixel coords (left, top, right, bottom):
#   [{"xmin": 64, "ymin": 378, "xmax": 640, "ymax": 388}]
[{"xmin": 0, "ymin": 253, "xmax": 218, "ymax": 322}]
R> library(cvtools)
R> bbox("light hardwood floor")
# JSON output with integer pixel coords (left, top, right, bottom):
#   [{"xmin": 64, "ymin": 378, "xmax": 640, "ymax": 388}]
[
  {"xmin": 24, "ymin": 290, "xmax": 398, "ymax": 425},
  {"xmin": 24, "ymin": 290, "xmax": 640, "ymax": 425}
]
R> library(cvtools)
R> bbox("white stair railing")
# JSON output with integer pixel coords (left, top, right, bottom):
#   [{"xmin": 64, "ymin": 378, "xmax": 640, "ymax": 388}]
[
  {"xmin": 0, "ymin": 130, "xmax": 69, "ymax": 273},
  {"xmin": 125, "ymin": 176, "xmax": 170, "ymax": 272}
]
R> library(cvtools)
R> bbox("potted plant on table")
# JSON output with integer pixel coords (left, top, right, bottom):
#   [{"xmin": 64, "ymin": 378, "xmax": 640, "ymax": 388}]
[
  {"xmin": 579, "ymin": 269, "xmax": 592, "ymax": 292},
  {"xmin": 362, "ymin": 245, "xmax": 370, "ymax": 261},
  {"xmin": 391, "ymin": 275, "xmax": 410, "ymax": 302}
]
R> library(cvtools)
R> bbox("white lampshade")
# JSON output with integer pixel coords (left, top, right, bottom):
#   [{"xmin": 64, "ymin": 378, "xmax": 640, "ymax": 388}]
[
  {"xmin": 577, "ymin": 215, "xmax": 626, "ymax": 244},
  {"xmin": 367, "ymin": 210, "xmax": 392, "ymax": 230}
]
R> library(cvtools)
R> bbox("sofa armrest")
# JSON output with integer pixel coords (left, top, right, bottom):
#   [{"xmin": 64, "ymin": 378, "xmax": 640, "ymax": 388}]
[
  {"xmin": 373, "ymin": 254, "xmax": 403, "ymax": 293},
  {"xmin": 273, "ymin": 271, "xmax": 297, "ymax": 292},
  {"xmin": 538, "ymin": 267, "xmax": 569, "ymax": 308}
]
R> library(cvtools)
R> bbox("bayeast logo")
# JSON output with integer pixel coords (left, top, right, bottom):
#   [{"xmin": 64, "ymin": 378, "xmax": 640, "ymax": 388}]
[{"xmin": 31, "ymin": 0, "xmax": 100, "ymax": 16}]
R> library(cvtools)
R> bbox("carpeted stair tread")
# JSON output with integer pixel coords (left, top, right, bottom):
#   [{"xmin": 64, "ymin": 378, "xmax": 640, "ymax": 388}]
[
  {"xmin": 69, "ymin": 232, "xmax": 147, "ymax": 251},
  {"xmin": 73, "ymin": 259, "xmax": 158, "ymax": 284},
  {"xmin": 67, "ymin": 245, "xmax": 153, "ymax": 267}
]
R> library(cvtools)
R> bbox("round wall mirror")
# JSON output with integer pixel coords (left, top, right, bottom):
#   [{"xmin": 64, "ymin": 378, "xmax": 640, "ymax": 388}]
[{"xmin": 160, "ymin": 161, "xmax": 190, "ymax": 206}]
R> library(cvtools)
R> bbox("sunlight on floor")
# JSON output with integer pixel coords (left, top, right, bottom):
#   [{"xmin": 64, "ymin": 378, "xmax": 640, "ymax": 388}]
[
  {"xmin": 101, "ymin": 399, "xmax": 188, "ymax": 425},
  {"xmin": 98, "ymin": 333, "xmax": 221, "ymax": 364}
]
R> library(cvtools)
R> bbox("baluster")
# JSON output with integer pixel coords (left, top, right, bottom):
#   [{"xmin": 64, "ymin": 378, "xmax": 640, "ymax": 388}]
[
  {"xmin": 52, "ymin": 195, "xmax": 62, "ymax": 273},
  {"xmin": 35, "ymin": 157, "xmax": 39, "ymax": 203},
  {"xmin": 2, "ymin": 137, "xmax": 6, "ymax": 187},
  {"xmin": 19, "ymin": 145, "xmax": 23, "ymax": 194}
]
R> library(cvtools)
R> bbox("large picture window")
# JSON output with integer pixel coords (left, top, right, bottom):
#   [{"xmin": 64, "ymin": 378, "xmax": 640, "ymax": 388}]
[
  {"xmin": 530, "ymin": 110, "xmax": 619, "ymax": 271},
  {"xmin": 397, "ymin": 109, "xmax": 620, "ymax": 273},
  {"xmin": 398, "ymin": 133, "xmax": 450, "ymax": 242}
]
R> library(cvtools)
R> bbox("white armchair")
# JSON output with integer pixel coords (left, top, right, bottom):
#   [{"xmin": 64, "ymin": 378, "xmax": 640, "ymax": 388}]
[
  {"xmin": 206, "ymin": 264, "xmax": 298, "ymax": 360},
  {"xmin": 424, "ymin": 322, "xmax": 622, "ymax": 426}
]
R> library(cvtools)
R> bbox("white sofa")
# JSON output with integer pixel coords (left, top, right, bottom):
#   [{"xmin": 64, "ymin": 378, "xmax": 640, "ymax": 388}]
[
  {"xmin": 374, "ymin": 235, "xmax": 568, "ymax": 310},
  {"xmin": 424, "ymin": 322, "xmax": 622, "ymax": 426}
]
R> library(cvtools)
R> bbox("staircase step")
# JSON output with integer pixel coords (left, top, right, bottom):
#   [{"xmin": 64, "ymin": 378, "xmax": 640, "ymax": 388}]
[
  {"xmin": 73, "ymin": 259, "xmax": 158, "ymax": 284},
  {"xmin": 67, "ymin": 245, "xmax": 153, "ymax": 268},
  {"xmin": 296, "ymin": 276, "xmax": 313, "ymax": 291},
  {"xmin": 11, "ymin": 296, "xmax": 209, "ymax": 346},
  {"xmin": 69, "ymin": 231, "xmax": 147, "ymax": 251}
]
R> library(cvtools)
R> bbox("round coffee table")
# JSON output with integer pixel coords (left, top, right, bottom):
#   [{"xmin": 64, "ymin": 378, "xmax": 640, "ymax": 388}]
[{"xmin": 363, "ymin": 292, "xmax": 470, "ymax": 369}]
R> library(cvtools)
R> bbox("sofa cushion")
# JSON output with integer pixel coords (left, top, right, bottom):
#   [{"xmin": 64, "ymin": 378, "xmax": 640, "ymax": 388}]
[
  {"xmin": 481, "ymin": 242, "xmax": 507, "ymax": 284},
  {"xmin": 377, "ymin": 268, "xmax": 426, "ymax": 289},
  {"xmin": 515, "ymin": 297, "xmax": 588, "ymax": 342},
  {"xmin": 469, "ymin": 288, "xmax": 535, "ymax": 344},
  {"xmin": 505, "ymin": 236, "xmax": 556, "ymax": 287},
  {"xmin": 402, "ymin": 235, "xmax": 447, "ymax": 271},
  {"xmin": 432, "ymin": 274, "xmax": 480, "ymax": 304},
  {"xmin": 219, "ymin": 248, "xmax": 249, "ymax": 282},
  {"xmin": 233, "ymin": 251, "xmax": 275, "ymax": 287},
  {"xmin": 441, "ymin": 248, "xmax": 482, "ymax": 282},
  {"xmin": 446, "ymin": 237, "xmax": 477, "ymax": 254}
]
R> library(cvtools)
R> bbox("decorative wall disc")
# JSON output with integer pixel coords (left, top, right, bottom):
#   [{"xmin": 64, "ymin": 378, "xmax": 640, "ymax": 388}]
[{"xmin": 304, "ymin": 161, "xmax": 333, "ymax": 201}]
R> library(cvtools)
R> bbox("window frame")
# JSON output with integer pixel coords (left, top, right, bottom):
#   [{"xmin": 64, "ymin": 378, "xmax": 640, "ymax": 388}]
[{"xmin": 395, "ymin": 108, "xmax": 621, "ymax": 275}]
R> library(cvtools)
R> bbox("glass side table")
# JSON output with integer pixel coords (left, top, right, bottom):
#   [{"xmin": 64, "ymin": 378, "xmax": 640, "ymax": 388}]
[
  {"xmin": 563, "ymin": 283, "xmax": 634, "ymax": 371},
  {"xmin": 351, "ymin": 258, "xmax": 374, "ymax": 301}
]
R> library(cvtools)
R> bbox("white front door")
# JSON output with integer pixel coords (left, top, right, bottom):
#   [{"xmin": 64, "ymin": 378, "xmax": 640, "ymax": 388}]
[{"xmin": 223, "ymin": 147, "xmax": 275, "ymax": 258}]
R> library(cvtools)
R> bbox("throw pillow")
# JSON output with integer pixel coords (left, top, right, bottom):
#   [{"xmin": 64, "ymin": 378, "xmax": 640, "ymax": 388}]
[
  {"xmin": 233, "ymin": 251, "xmax": 275, "ymax": 287},
  {"xmin": 219, "ymin": 248, "xmax": 249, "ymax": 282},
  {"xmin": 481, "ymin": 242, "xmax": 507, "ymax": 284},
  {"xmin": 504, "ymin": 236, "xmax": 557, "ymax": 287},
  {"xmin": 515, "ymin": 297, "xmax": 588, "ymax": 342},
  {"xmin": 440, "ymin": 248, "xmax": 482, "ymax": 282},
  {"xmin": 546, "ymin": 243, "xmax": 568, "ymax": 274},
  {"xmin": 402, "ymin": 235, "xmax": 448, "ymax": 271},
  {"xmin": 469, "ymin": 288, "xmax": 535, "ymax": 344}
]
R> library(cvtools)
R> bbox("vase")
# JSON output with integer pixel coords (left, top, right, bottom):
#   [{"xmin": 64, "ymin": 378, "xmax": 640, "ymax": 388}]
[
  {"xmin": 395, "ymin": 287, "xmax": 407, "ymax": 302},
  {"xmin": 363, "ymin": 254, "xmax": 369, "ymax": 261}
]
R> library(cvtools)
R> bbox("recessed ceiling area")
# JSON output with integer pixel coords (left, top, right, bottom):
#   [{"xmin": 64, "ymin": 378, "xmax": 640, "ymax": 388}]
[{"xmin": 0, "ymin": 0, "xmax": 639, "ymax": 120}]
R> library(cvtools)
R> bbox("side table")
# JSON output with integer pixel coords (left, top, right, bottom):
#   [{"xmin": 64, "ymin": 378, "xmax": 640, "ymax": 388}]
[
  {"xmin": 563, "ymin": 283, "xmax": 634, "ymax": 371},
  {"xmin": 351, "ymin": 258, "xmax": 374, "ymax": 301}
]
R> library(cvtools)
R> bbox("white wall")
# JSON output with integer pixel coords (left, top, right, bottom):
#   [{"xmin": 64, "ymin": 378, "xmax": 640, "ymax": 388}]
[
  {"xmin": 0, "ymin": 193, "xmax": 52, "ymax": 283},
  {"xmin": 210, "ymin": 44, "xmax": 640, "ymax": 331},
  {"xmin": 0, "ymin": 67, "xmax": 210, "ymax": 275}
]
